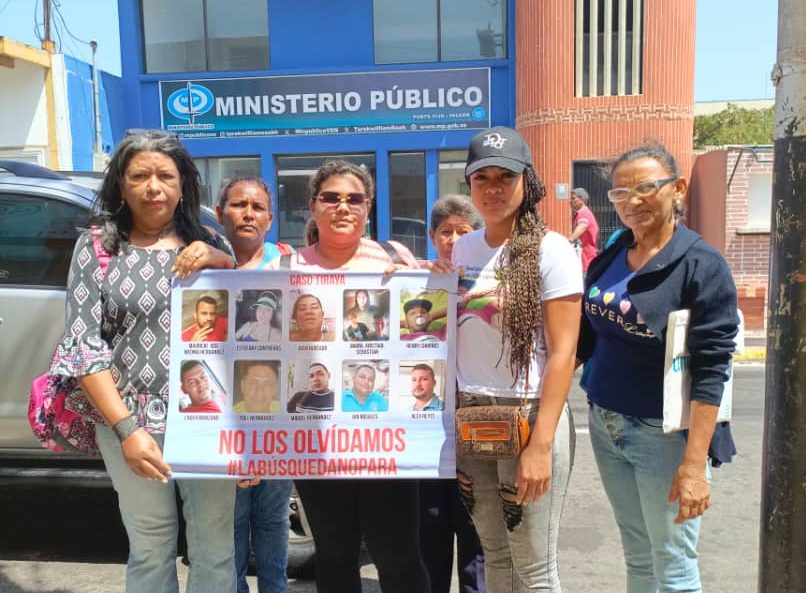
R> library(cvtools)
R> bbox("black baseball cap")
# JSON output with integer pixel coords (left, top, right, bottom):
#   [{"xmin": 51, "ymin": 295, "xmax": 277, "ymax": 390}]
[
  {"xmin": 465, "ymin": 126, "xmax": 532, "ymax": 178},
  {"xmin": 403, "ymin": 298, "xmax": 433, "ymax": 314}
]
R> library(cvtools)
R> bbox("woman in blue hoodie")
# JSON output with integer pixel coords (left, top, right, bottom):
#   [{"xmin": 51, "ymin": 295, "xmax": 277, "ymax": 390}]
[{"xmin": 578, "ymin": 142, "xmax": 738, "ymax": 593}]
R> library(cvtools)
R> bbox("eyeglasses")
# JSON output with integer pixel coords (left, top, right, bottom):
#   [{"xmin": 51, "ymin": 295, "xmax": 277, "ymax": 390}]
[
  {"xmin": 607, "ymin": 178, "xmax": 677, "ymax": 203},
  {"xmin": 316, "ymin": 192, "xmax": 368, "ymax": 208}
]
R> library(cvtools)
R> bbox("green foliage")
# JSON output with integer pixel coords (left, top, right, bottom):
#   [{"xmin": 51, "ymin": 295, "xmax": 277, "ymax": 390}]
[{"xmin": 693, "ymin": 103, "xmax": 774, "ymax": 149}]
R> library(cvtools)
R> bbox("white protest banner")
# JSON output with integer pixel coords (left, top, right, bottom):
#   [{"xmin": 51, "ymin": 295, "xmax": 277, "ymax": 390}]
[{"xmin": 163, "ymin": 268, "xmax": 457, "ymax": 479}]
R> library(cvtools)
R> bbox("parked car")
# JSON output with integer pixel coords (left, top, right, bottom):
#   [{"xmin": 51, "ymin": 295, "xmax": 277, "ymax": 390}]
[
  {"xmin": 391, "ymin": 216, "xmax": 427, "ymax": 259},
  {"xmin": 0, "ymin": 160, "xmax": 314, "ymax": 576}
]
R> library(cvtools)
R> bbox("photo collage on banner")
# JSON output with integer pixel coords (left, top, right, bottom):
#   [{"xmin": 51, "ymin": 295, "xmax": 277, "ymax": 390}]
[{"xmin": 164, "ymin": 269, "xmax": 457, "ymax": 480}]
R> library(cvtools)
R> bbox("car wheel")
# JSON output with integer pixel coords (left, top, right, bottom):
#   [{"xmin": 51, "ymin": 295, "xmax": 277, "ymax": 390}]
[{"xmin": 287, "ymin": 487, "xmax": 315, "ymax": 578}]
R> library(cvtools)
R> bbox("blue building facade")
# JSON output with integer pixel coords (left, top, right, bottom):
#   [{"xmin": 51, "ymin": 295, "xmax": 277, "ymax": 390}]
[
  {"xmin": 116, "ymin": 0, "xmax": 516, "ymax": 259},
  {"xmin": 64, "ymin": 55, "xmax": 125, "ymax": 170}
]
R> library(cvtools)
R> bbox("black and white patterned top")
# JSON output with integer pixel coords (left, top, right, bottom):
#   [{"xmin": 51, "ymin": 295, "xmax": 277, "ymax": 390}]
[{"xmin": 51, "ymin": 230, "xmax": 180, "ymax": 433}]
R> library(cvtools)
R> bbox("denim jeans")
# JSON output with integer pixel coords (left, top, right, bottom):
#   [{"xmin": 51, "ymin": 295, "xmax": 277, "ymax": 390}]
[
  {"xmin": 588, "ymin": 402, "xmax": 705, "ymax": 593},
  {"xmin": 419, "ymin": 478, "xmax": 486, "ymax": 593},
  {"xmin": 295, "ymin": 478, "xmax": 430, "ymax": 593},
  {"xmin": 96, "ymin": 425, "xmax": 236, "ymax": 593},
  {"xmin": 456, "ymin": 396, "xmax": 575, "ymax": 593},
  {"xmin": 235, "ymin": 479, "xmax": 293, "ymax": 593}
]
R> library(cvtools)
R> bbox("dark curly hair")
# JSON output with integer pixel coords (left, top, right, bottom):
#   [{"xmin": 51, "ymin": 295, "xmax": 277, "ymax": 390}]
[
  {"xmin": 304, "ymin": 160, "xmax": 374, "ymax": 245},
  {"xmin": 91, "ymin": 130, "xmax": 214, "ymax": 252}
]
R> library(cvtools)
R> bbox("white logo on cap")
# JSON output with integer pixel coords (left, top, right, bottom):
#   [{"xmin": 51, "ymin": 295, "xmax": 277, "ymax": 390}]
[{"xmin": 482, "ymin": 133, "xmax": 508, "ymax": 150}]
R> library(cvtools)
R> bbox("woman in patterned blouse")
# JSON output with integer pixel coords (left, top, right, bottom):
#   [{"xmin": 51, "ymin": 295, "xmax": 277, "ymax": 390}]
[{"xmin": 52, "ymin": 130, "xmax": 238, "ymax": 593}]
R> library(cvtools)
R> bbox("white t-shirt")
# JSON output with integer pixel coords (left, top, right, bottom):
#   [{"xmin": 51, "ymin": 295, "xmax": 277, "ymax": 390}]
[{"xmin": 452, "ymin": 229, "xmax": 583, "ymax": 398}]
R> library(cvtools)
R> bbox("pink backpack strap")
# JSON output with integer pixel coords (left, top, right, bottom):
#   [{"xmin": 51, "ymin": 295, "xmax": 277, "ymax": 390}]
[{"xmin": 90, "ymin": 226, "xmax": 111, "ymax": 275}]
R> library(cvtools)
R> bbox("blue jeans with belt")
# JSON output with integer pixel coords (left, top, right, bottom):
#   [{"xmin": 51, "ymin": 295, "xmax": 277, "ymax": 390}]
[
  {"xmin": 96, "ymin": 425, "xmax": 236, "ymax": 593},
  {"xmin": 234, "ymin": 478, "xmax": 293, "ymax": 593},
  {"xmin": 456, "ymin": 395, "xmax": 574, "ymax": 593},
  {"xmin": 588, "ymin": 402, "xmax": 706, "ymax": 593}
]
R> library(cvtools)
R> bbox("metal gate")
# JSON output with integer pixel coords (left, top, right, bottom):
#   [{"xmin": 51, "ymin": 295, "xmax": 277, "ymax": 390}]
[{"xmin": 572, "ymin": 160, "xmax": 623, "ymax": 250}]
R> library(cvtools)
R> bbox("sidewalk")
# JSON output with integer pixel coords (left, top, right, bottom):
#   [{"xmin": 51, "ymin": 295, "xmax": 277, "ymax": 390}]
[{"xmin": 736, "ymin": 329, "xmax": 766, "ymax": 362}]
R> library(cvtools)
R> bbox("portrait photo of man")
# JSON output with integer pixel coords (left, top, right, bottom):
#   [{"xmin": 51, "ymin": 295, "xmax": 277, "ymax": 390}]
[
  {"xmin": 341, "ymin": 361, "xmax": 389, "ymax": 412},
  {"xmin": 179, "ymin": 360, "xmax": 224, "ymax": 413},
  {"xmin": 232, "ymin": 360, "xmax": 281, "ymax": 414},
  {"xmin": 181, "ymin": 291, "xmax": 229, "ymax": 342},
  {"xmin": 407, "ymin": 363, "xmax": 444, "ymax": 411},
  {"xmin": 286, "ymin": 362, "xmax": 335, "ymax": 413}
]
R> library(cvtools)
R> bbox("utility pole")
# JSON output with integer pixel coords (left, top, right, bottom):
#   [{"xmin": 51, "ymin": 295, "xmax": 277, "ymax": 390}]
[
  {"xmin": 90, "ymin": 40, "xmax": 103, "ymax": 161},
  {"xmin": 41, "ymin": 0, "xmax": 54, "ymax": 52},
  {"xmin": 760, "ymin": 0, "xmax": 806, "ymax": 591}
]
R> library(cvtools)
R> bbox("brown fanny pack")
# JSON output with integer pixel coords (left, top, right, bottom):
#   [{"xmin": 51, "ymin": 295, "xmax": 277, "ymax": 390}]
[{"xmin": 455, "ymin": 403, "xmax": 531, "ymax": 459}]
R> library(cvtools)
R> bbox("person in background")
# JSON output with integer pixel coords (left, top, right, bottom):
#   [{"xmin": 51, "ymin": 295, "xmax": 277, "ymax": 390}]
[
  {"xmin": 567, "ymin": 187, "xmax": 599, "ymax": 274},
  {"xmin": 578, "ymin": 142, "xmax": 738, "ymax": 593},
  {"xmin": 218, "ymin": 175, "xmax": 293, "ymax": 593},
  {"xmin": 266, "ymin": 159, "xmax": 432, "ymax": 593},
  {"xmin": 216, "ymin": 176, "xmax": 293, "ymax": 268},
  {"xmin": 52, "ymin": 129, "xmax": 237, "ymax": 593},
  {"xmin": 420, "ymin": 194, "xmax": 486, "ymax": 593},
  {"xmin": 453, "ymin": 127, "xmax": 582, "ymax": 593}
]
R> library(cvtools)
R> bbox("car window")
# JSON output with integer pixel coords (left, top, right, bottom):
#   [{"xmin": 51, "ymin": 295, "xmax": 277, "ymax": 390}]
[
  {"xmin": 391, "ymin": 217, "xmax": 426, "ymax": 258},
  {"xmin": 0, "ymin": 193, "xmax": 88, "ymax": 287}
]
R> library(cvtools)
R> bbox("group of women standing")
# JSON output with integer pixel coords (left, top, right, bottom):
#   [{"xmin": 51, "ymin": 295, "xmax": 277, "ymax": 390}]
[{"xmin": 53, "ymin": 124, "xmax": 737, "ymax": 593}]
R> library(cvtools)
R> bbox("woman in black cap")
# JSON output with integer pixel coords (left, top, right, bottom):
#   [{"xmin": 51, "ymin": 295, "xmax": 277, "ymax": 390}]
[{"xmin": 452, "ymin": 127, "xmax": 583, "ymax": 592}]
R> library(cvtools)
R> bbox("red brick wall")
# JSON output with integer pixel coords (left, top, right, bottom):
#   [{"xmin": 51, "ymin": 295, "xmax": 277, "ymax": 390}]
[
  {"xmin": 723, "ymin": 147, "xmax": 773, "ymax": 330},
  {"xmin": 515, "ymin": 0, "xmax": 696, "ymax": 233}
]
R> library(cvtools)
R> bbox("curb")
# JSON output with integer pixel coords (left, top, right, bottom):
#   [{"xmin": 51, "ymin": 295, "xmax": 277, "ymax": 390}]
[{"xmin": 734, "ymin": 346, "xmax": 766, "ymax": 362}]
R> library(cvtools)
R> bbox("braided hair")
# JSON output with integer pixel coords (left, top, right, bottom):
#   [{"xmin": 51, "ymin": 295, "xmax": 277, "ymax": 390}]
[{"xmin": 494, "ymin": 164, "xmax": 547, "ymax": 386}]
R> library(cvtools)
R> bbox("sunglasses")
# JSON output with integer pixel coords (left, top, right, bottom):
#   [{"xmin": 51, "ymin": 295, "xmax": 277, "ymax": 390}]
[
  {"xmin": 607, "ymin": 177, "xmax": 677, "ymax": 203},
  {"xmin": 316, "ymin": 192, "xmax": 368, "ymax": 208}
]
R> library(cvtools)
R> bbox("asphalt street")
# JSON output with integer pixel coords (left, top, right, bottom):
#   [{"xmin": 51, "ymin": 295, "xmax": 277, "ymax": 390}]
[{"xmin": 0, "ymin": 365, "xmax": 765, "ymax": 593}]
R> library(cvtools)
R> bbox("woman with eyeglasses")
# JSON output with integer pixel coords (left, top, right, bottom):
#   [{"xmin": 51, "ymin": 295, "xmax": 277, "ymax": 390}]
[
  {"xmin": 267, "ymin": 159, "xmax": 431, "ymax": 593},
  {"xmin": 577, "ymin": 142, "xmax": 739, "ymax": 592}
]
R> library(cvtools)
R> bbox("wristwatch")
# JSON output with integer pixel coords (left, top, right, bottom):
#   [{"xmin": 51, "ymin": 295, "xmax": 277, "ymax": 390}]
[{"xmin": 112, "ymin": 414, "xmax": 140, "ymax": 442}]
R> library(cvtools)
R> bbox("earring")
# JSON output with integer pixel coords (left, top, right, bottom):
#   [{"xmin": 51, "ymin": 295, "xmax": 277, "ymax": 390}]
[
  {"xmin": 179, "ymin": 196, "xmax": 185, "ymax": 213},
  {"xmin": 115, "ymin": 200, "xmax": 127, "ymax": 214}
]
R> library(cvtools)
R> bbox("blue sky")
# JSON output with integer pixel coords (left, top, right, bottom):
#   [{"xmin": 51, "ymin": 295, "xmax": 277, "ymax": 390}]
[{"xmin": 0, "ymin": 0, "xmax": 778, "ymax": 102}]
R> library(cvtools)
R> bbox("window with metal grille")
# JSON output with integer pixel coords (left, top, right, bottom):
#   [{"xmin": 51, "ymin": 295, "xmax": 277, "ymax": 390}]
[{"xmin": 575, "ymin": 0, "xmax": 644, "ymax": 97}]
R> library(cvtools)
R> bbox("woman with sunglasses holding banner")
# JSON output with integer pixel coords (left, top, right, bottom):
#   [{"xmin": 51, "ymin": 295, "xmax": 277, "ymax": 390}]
[
  {"xmin": 267, "ymin": 160, "xmax": 430, "ymax": 593},
  {"xmin": 577, "ymin": 142, "xmax": 738, "ymax": 592}
]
